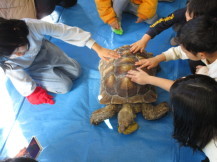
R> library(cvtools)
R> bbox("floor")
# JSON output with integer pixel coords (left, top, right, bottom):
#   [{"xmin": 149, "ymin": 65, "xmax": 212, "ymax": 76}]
[{"xmin": 0, "ymin": 0, "xmax": 205, "ymax": 161}]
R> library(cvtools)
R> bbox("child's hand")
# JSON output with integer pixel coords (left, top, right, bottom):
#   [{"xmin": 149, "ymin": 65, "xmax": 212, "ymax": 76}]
[
  {"xmin": 126, "ymin": 68, "xmax": 150, "ymax": 85},
  {"xmin": 110, "ymin": 20, "xmax": 120, "ymax": 29},
  {"xmin": 135, "ymin": 57, "xmax": 160, "ymax": 69},
  {"xmin": 135, "ymin": 17, "xmax": 144, "ymax": 23},
  {"xmin": 97, "ymin": 47, "xmax": 120, "ymax": 61},
  {"xmin": 130, "ymin": 39, "xmax": 147, "ymax": 53},
  {"xmin": 92, "ymin": 43, "xmax": 120, "ymax": 61},
  {"xmin": 15, "ymin": 147, "xmax": 27, "ymax": 157},
  {"xmin": 196, "ymin": 65, "xmax": 208, "ymax": 75},
  {"xmin": 130, "ymin": 34, "xmax": 151, "ymax": 53}
]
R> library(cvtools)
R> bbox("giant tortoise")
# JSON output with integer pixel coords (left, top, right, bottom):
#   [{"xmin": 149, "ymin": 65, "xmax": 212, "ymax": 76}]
[{"xmin": 90, "ymin": 45, "xmax": 169, "ymax": 134}]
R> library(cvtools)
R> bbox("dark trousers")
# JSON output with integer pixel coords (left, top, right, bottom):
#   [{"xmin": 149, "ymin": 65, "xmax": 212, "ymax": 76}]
[{"xmin": 34, "ymin": 0, "xmax": 77, "ymax": 19}]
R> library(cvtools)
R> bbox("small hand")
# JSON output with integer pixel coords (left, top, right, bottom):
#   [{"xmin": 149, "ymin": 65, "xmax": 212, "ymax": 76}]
[
  {"xmin": 110, "ymin": 19, "xmax": 120, "ymax": 29},
  {"xmin": 196, "ymin": 65, "xmax": 208, "ymax": 74},
  {"xmin": 126, "ymin": 68, "xmax": 150, "ymax": 85},
  {"xmin": 15, "ymin": 147, "xmax": 27, "ymax": 157},
  {"xmin": 98, "ymin": 47, "xmax": 120, "ymax": 61},
  {"xmin": 91, "ymin": 43, "xmax": 120, "ymax": 61},
  {"xmin": 135, "ymin": 57, "xmax": 159, "ymax": 69},
  {"xmin": 136, "ymin": 17, "xmax": 144, "ymax": 23},
  {"xmin": 196, "ymin": 65, "xmax": 204, "ymax": 71},
  {"xmin": 130, "ymin": 39, "xmax": 147, "ymax": 53}
]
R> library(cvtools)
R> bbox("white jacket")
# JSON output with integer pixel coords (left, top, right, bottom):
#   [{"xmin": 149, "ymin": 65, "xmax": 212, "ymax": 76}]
[
  {"xmin": 202, "ymin": 138, "xmax": 217, "ymax": 162},
  {"xmin": 163, "ymin": 46, "xmax": 217, "ymax": 81}
]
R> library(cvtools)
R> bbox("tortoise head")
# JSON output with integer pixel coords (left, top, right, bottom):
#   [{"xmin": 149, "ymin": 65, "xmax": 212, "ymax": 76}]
[{"xmin": 118, "ymin": 104, "xmax": 135, "ymax": 133}]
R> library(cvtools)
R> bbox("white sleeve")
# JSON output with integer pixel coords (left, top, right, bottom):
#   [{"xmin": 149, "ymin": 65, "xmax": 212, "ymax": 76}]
[
  {"xmin": 207, "ymin": 61, "xmax": 217, "ymax": 82},
  {"xmin": 24, "ymin": 18, "xmax": 96, "ymax": 49},
  {"xmin": 196, "ymin": 66, "xmax": 209, "ymax": 75},
  {"xmin": 6, "ymin": 68, "xmax": 36, "ymax": 96},
  {"xmin": 202, "ymin": 138, "xmax": 217, "ymax": 162},
  {"xmin": 163, "ymin": 46, "xmax": 189, "ymax": 61}
]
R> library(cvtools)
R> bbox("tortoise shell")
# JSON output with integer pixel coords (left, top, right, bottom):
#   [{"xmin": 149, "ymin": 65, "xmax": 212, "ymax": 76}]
[{"xmin": 98, "ymin": 45, "xmax": 157, "ymax": 104}]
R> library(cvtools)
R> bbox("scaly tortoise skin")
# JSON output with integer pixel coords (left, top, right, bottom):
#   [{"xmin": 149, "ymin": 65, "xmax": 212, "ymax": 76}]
[{"xmin": 90, "ymin": 45, "xmax": 169, "ymax": 134}]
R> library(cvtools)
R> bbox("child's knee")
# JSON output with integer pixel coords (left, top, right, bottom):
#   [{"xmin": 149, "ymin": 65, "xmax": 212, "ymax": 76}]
[
  {"xmin": 58, "ymin": 79, "xmax": 73, "ymax": 94},
  {"xmin": 46, "ymin": 78, "xmax": 73, "ymax": 94},
  {"xmin": 69, "ymin": 59, "xmax": 82, "ymax": 79},
  {"xmin": 145, "ymin": 14, "xmax": 159, "ymax": 25},
  {"xmin": 74, "ymin": 66, "xmax": 81, "ymax": 78}
]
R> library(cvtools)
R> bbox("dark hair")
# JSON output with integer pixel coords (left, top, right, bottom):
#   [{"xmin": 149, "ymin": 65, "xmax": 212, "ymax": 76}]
[
  {"xmin": 170, "ymin": 75, "xmax": 217, "ymax": 150},
  {"xmin": 0, "ymin": 157, "xmax": 38, "ymax": 162},
  {"xmin": 188, "ymin": 0, "xmax": 217, "ymax": 18},
  {"xmin": 0, "ymin": 17, "xmax": 29, "ymax": 69},
  {"xmin": 0, "ymin": 17, "xmax": 29, "ymax": 57},
  {"xmin": 179, "ymin": 16, "xmax": 217, "ymax": 55}
]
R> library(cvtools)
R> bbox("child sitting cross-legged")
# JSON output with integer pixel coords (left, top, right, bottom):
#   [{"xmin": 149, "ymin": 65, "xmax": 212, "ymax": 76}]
[
  {"xmin": 95, "ymin": 0, "xmax": 160, "ymax": 35},
  {"xmin": 0, "ymin": 17, "xmax": 120, "ymax": 105}
]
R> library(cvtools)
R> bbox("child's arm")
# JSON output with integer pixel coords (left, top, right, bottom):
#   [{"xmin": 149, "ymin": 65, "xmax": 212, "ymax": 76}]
[
  {"xmin": 135, "ymin": 53, "xmax": 166, "ymax": 69},
  {"xmin": 135, "ymin": 46, "xmax": 189, "ymax": 69},
  {"xmin": 130, "ymin": 8, "xmax": 186, "ymax": 53},
  {"xmin": 163, "ymin": 46, "xmax": 189, "ymax": 60},
  {"xmin": 24, "ymin": 19, "xmax": 120, "ymax": 60},
  {"xmin": 146, "ymin": 8, "xmax": 186, "ymax": 39},
  {"xmin": 130, "ymin": 34, "xmax": 151, "ymax": 53},
  {"xmin": 127, "ymin": 68, "xmax": 174, "ymax": 92},
  {"xmin": 95, "ymin": 0, "xmax": 117, "ymax": 25},
  {"xmin": 91, "ymin": 42, "xmax": 120, "ymax": 61}
]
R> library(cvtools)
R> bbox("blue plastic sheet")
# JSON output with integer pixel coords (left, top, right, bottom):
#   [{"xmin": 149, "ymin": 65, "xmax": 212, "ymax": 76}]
[{"xmin": 0, "ymin": 0, "xmax": 206, "ymax": 161}]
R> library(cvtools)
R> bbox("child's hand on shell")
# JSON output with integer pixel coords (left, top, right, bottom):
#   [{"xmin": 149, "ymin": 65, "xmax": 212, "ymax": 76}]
[
  {"xmin": 127, "ymin": 68, "xmax": 150, "ymax": 85},
  {"xmin": 135, "ymin": 57, "xmax": 160, "ymax": 69},
  {"xmin": 130, "ymin": 39, "xmax": 147, "ymax": 53},
  {"xmin": 97, "ymin": 47, "xmax": 120, "ymax": 61}
]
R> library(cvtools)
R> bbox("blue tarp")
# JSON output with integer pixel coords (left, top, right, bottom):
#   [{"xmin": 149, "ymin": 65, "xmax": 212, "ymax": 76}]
[{"xmin": 0, "ymin": 0, "xmax": 206, "ymax": 161}]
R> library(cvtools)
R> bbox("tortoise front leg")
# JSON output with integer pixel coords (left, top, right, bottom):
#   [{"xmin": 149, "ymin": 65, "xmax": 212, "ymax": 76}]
[
  {"xmin": 90, "ymin": 104, "xmax": 120, "ymax": 125},
  {"xmin": 141, "ymin": 102, "xmax": 170, "ymax": 120}
]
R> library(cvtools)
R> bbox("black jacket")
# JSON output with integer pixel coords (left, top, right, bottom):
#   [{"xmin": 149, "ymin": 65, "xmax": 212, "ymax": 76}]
[{"xmin": 146, "ymin": 7, "xmax": 187, "ymax": 38}]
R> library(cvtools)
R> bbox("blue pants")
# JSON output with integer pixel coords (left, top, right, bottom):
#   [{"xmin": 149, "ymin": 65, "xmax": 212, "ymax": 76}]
[
  {"xmin": 112, "ymin": 0, "xmax": 158, "ymax": 24},
  {"xmin": 27, "ymin": 39, "xmax": 81, "ymax": 94}
]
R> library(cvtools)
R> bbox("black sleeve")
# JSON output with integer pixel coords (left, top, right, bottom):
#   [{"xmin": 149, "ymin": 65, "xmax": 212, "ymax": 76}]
[{"xmin": 146, "ymin": 7, "xmax": 187, "ymax": 38}]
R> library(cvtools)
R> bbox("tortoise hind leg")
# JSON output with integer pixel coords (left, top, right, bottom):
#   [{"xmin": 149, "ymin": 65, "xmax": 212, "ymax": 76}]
[
  {"xmin": 90, "ymin": 104, "xmax": 120, "ymax": 125},
  {"xmin": 141, "ymin": 102, "xmax": 170, "ymax": 120}
]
